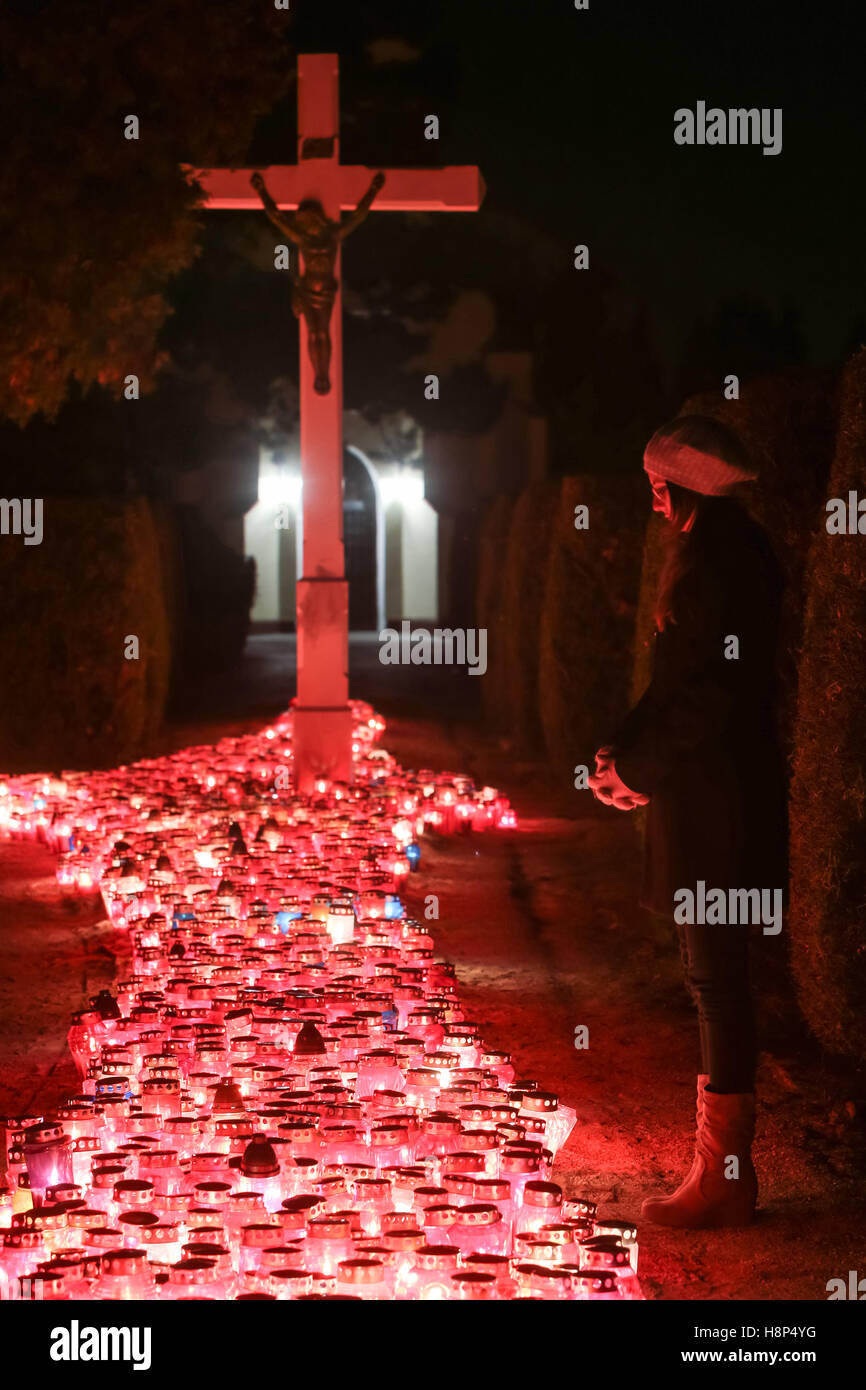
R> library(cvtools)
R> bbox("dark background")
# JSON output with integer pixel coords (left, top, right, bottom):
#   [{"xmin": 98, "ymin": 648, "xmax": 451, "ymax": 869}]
[
  {"xmin": 292, "ymin": 0, "xmax": 865, "ymax": 383},
  {"xmin": 2, "ymin": 0, "xmax": 863, "ymax": 485}
]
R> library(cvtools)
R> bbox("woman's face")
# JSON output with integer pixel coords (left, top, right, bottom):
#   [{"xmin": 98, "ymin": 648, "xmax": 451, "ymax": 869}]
[{"xmin": 647, "ymin": 471, "xmax": 673, "ymax": 519}]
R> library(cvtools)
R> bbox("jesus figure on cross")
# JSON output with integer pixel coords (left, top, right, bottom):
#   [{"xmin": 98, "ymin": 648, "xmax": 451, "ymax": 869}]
[{"xmin": 250, "ymin": 167, "xmax": 386, "ymax": 395}]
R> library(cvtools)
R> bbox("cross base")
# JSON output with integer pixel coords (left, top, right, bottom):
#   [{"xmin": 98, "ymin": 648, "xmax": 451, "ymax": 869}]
[
  {"xmin": 295, "ymin": 576, "xmax": 349, "ymax": 701},
  {"xmin": 292, "ymin": 704, "xmax": 354, "ymax": 793}
]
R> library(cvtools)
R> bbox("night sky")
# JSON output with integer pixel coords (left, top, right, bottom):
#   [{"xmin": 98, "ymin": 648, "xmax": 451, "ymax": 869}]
[
  {"xmin": 290, "ymin": 0, "xmax": 865, "ymax": 382},
  {"xmin": 3, "ymin": 0, "xmax": 862, "ymax": 473}
]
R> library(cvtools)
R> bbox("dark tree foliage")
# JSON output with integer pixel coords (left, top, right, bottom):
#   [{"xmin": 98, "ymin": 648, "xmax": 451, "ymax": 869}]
[
  {"xmin": 676, "ymin": 294, "xmax": 806, "ymax": 402},
  {"xmin": 340, "ymin": 208, "xmax": 665, "ymax": 472},
  {"xmin": 0, "ymin": 0, "xmax": 291, "ymax": 424},
  {"xmin": 0, "ymin": 0, "xmax": 666, "ymax": 486}
]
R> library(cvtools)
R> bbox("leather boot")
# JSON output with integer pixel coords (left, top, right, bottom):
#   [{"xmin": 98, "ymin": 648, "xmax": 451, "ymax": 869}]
[
  {"xmin": 674, "ymin": 1075, "xmax": 709, "ymax": 1189},
  {"xmin": 642, "ymin": 1088, "xmax": 757, "ymax": 1229},
  {"xmin": 696, "ymin": 1073, "xmax": 709, "ymax": 1123}
]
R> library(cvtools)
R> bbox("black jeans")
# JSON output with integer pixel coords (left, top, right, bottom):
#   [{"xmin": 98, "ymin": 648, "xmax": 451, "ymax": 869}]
[{"xmin": 676, "ymin": 918, "xmax": 756, "ymax": 1093}]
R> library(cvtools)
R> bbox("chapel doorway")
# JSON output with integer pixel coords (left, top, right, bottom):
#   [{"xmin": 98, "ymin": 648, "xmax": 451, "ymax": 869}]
[{"xmin": 342, "ymin": 447, "xmax": 381, "ymax": 631}]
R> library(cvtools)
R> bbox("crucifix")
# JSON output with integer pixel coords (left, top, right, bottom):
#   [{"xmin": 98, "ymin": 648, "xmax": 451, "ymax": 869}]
[{"xmin": 188, "ymin": 53, "xmax": 485, "ymax": 793}]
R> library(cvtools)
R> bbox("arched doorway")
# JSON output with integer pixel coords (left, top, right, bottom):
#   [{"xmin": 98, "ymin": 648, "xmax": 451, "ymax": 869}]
[{"xmin": 343, "ymin": 447, "xmax": 383, "ymax": 631}]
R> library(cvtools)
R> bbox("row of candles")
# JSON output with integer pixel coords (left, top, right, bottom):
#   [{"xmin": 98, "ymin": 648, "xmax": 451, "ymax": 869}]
[{"xmin": 0, "ymin": 700, "xmax": 639, "ymax": 1300}]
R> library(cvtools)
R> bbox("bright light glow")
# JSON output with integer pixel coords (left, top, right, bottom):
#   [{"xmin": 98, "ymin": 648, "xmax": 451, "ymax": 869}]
[
  {"xmin": 0, "ymin": 699, "xmax": 640, "ymax": 1301},
  {"xmin": 259, "ymin": 470, "xmax": 302, "ymax": 507},
  {"xmin": 380, "ymin": 468, "xmax": 424, "ymax": 508}
]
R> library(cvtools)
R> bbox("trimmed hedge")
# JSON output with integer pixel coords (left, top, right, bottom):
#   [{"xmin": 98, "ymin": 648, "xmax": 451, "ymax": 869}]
[
  {"xmin": 476, "ymin": 493, "xmax": 515, "ymax": 732},
  {"xmin": 788, "ymin": 349, "xmax": 866, "ymax": 1059},
  {"xmin": 539, "ymin": 474, "xmax": 644, "ymax": 790},
  {"xmin": 169, "ymin": 508, "xmax": 255, "ymax": 692},
  {"xmin": 0, "ymin": 496, "xmax": 171, "ymax": 771},
  {"xmin": 500, "ymin": 481, "xmax": 560, "ymax": 751},
  {"xmin": 152, "ymin": 499, "xmax": 183, "ymax": 670}
]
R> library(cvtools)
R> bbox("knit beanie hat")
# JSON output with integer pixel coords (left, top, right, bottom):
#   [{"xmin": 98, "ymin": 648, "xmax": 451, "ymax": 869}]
[{"xmin": 643, "ymin": 415, "xmax": 758, "ymax": 495}]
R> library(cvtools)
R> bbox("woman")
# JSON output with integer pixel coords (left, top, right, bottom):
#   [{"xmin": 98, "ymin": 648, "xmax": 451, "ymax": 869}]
[{"xmin": 589, "ymin": 415, "xmax": 786, "ymax": 1229}]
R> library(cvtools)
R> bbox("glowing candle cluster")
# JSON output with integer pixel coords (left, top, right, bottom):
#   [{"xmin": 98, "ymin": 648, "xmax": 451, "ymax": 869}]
[{"xmin": 0, "ymin": 701, "xmax": 639, "ymax": 1300}]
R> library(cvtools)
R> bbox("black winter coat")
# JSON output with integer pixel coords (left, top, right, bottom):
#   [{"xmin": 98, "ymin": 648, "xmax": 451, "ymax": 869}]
[{"xmin": 613, "ymin": 500, "xmax": 787, "ymax": 916}]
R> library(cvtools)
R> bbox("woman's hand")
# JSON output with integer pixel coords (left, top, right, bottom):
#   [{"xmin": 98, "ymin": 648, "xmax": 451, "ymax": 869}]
[{"xmin": 589, "ymin": 746, "xmax": 649, "ymax": 811}]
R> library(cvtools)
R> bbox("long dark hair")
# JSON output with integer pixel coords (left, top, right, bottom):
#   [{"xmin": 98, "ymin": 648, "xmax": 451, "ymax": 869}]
[{"xmin": 654, "ymin": 482, "xmax": 708, "ymax": 631}]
